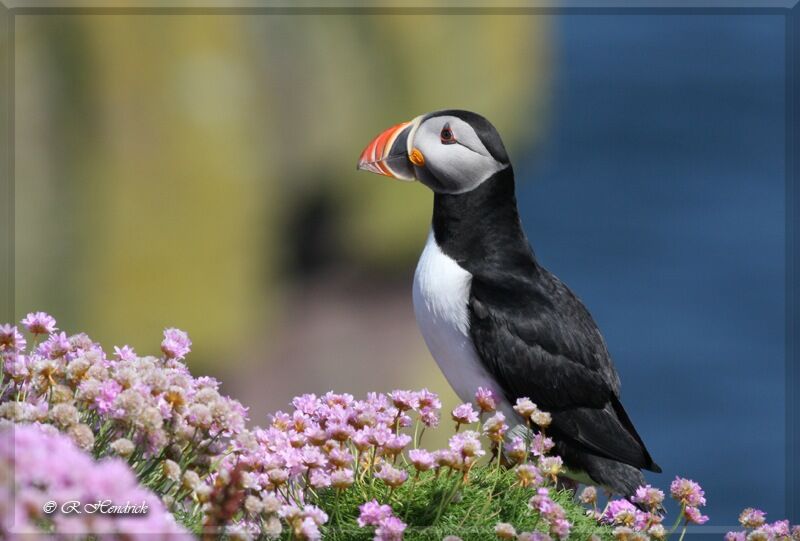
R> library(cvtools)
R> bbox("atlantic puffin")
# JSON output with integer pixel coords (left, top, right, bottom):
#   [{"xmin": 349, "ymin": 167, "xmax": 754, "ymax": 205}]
[{"xmin": 356, "ymin": 110, "xmax": 661, "ymax": 497}]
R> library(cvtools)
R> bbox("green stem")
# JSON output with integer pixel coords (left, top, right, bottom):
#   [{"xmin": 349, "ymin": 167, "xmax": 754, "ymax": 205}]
[
  {"xmin": 669, "ymin": 504, "xmax": 687, "ymax": 533},
  {"xmin": 495, "ymin": 441, "xmax": 503, "ymax": 471},
  {"xmin": 678, "ymin": 521, "xmax": 689, "ymax": 541}
]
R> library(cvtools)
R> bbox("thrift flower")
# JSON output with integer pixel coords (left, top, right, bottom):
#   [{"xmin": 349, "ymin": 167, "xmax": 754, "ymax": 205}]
[
  {"xmin": 160, "ymin": 327, "xmax": 191, "ymax": 360},
  {"xmin": 0, "ymin": 324, "xmax": 25, "ymax": 352},
  {"xmin": 685, "ymin": 506, "xmax": 709, "ymax": 525},
  {"xmin": 21, "ymin": 311, "xmax": 57, "ymax": 334},
  {"xmin": 330, "ymin": 468, "xmax": 354, "ymax": 489},
  {"xmin": 632, "ymin": 484, "xmax": 664, "ymax": 510},
  {"xmin": 358, "ymin": 500, "xmax": 394, "ymax": 527},
  {"xmin": 495, "ymin": 522, "xmax": 517, "ymax": 539},
  {"xmin": 506, "ymin": 436, "xmax": 527, "ymax": 463},
  {"xmin": 513, "ymin": 397, "xmax": 538, "ymax": 419},
  {"xmin": 475, "ymin": 386, "xmax": 498, "ymax": 412},
  {"xmin": 389, "ymin": 389, "xmax": 418, "ymax": 411},
  {"xmin": 408, "ymin": 448, "xmax": 435, "ymax": 472},
  {"xmin": 670, "ymin": 476, "xmax": 706, "ymax": 507},
  {"xmin": 113, "ymin": 345, "xmax": 137, "ymax": 361},
  {"xmin": 532, "ymin": 410, "xmax": 552, "ymax": 429},
  {"xmin": 482, "ymin": 412, "xmax": 508, "ymax": 442},
  {"xmin": 539, "ymin": 456, "xmax": 563, "ymax": 479},
  {"xmin": 3, "ymin": 424, "xmax": 186, "ymax": 537},
  {"xmin": 579, "ymin": 486, "xmax": 597, "ymax": 505},
  {"xmin": 375, "ymin": 463, "xmax": 408, "ymax": 488},
  {"xmin": 451, "ymin": 402, "xmax": 479, "ymax": 426},
  {"xmin": 374, "ymin": 515, "xmax": 406, "ymax": 541},
  {"xmin": 739, "ymin": 508, "xmax": 766, "ymax": 528},
  {"xmin": 517, "ymin": 463, "xmax": 542, "ymax": 487}
]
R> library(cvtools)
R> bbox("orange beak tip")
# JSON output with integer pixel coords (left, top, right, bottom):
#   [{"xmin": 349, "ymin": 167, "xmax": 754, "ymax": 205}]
[{"xmin": 356, "ymin": 120, "xmax": 415, "ymax": 180}]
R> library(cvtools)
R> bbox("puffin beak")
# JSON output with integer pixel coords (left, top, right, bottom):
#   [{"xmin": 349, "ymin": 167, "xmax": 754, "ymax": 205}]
[{"xmin": 357, "ymin": 120, "xmax": 417, "ymax": 181}]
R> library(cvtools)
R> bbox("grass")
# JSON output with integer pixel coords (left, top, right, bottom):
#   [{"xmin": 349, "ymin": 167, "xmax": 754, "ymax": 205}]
[{"xmin": 310, "ymin": 465, "xmax": 613, "ymax": 540}]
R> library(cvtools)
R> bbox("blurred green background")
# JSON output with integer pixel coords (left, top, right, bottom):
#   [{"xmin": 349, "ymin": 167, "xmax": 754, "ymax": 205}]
[{"xmin": 12, "ymin": 14, "xmax": 551, "ymax": 426}]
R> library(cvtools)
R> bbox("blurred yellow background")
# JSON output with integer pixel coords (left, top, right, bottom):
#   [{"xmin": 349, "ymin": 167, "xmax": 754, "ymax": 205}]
[{"xmin": 12, "ymin": 13, "xmax": 551, "ymax": 433}]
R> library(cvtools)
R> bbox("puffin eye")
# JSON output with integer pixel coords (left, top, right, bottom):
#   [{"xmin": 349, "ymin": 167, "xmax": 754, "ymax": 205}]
[{"xmin": 440, "ymin": 124, "xmax": 456, "ymax": 145}]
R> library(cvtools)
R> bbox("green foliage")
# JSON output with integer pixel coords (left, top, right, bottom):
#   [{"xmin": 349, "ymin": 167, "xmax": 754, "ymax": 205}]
[{"xmin": 315, "ymin": 466, "xmax": 609, "ymax": 540}]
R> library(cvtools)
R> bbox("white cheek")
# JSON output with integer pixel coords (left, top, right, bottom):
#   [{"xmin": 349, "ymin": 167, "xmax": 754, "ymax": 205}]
[
  {"xmin": 431, "ymin": 145, "xmax": 502, "ymax": 191},
  {"xmin": 418, "ymin": 142, "xmax": 502, "ymax": 193}
]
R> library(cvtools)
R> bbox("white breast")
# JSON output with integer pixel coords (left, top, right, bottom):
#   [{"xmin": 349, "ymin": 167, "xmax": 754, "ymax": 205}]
[{"xmin": 412, "ymin": 231, "xmax": 511, "ymax": 416}]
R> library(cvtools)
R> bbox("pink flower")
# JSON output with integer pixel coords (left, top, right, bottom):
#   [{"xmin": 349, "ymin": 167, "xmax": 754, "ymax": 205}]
[
  {"xmin": 21, "ymin": 311, "xmax": 57, "ymax": 335},
  {"xmin": 632, "ymin": 484, "xmax": 665, "ymax": 510},
  {"xmin": 358, "ymin": 500, "xmax": 394, "ymax": 527},
  {"xmin": 330, "ymin": 468, "xmax": 354, "ymax": 489},
  {"xmin": 160, "ymin": 327, "xmax": 191, "ymax": 360},
  {"xmin": 513, "ymin": 397, "xmax": 538, "ymax": 419},
  {"xmin": 551, "ymin": 518, "xmax": 571, "ymax": 540},
  {"xmin": 0, "ymin": 324, "xmax": 26, "ymax": 352},
  {"xmin": 506, "ymin": 436, "xmax": 527, "ymax": 463},
  {"xmin": 738, "ymin": 508, "xmax": 766, "ymax": 528},
  {"xmin": 684, "ymin": 506, "xmax": 709, "ymax": 525},
  {"xmin": 517, "ymin": 463, "xmax": 542, "ymax": 487},
  {"xmin": 539, "ymin": 456, "xmax": 563, "ymax": 478},
  {"xmin": 113, "ymin": 345, "xmax": 137, "ymax": 362},
  {"xmin": 299, "ymin": 445, "xmax": 327, "ymax": 469},
  {"xmin": 298, "ymin": 517, "xmax": 321, "ymax": 540},
  {"xmin": 448, "ymin": 430, "xmax": 484, "ymax": 460},
  {"xmin": 40, "ymin": 332, "xmax": 70, "ymax": 359},
  {"xmin": 308, "ymin": 468, "xmax": 331, "ymax": 489},
  {"xmin": 434, "ymin": 449, "xmax": 458, "ymax": 469},
  {"xmin": 408, "ymin": 449, "xmax": 435, "ymax": 472},
  {"xmin": 419, "ymin": 407, "xmax": 440, "ymax": 428},
  {"xmin": 602, "ymin": 499, "xmax": 638, "ymax": 526},
  {"xmin": 95, "ymin": 379, "xmax": 122, "ymax": 414},
  {"xmin": 292, "ymin": 393, "xmax": 320, "ymax": 415},
  {"xmin": 528, "ymin": 488, "xmax": 571, "ymax": 539},
  {"xmin": 369, "ymin": 425, "xmax": 393, "ymax": 447},
  {"xmin": 384, "ymin": 434, "xmax": 411, "ymax": 455},
  {"xmin": 530, "ymin": 433, "xmax": 555, "ymax": 457},
  {"xmin": 475, "ymin": 386, "xmax": 498, "ymax": 412},
  {"xmin": 452, "ymin": 403, "xmax": 479, "ymax": 425},
  {"xmin": 4, "ymin": 353, "xmax": 30, "ymax": 379},
  {"xmin": 375, "ymin": 515, "xmax": 406, "ymax": 541},
  {"xmin": 415, "ymin": 388, "xmax": 441, "ymax": 412},
  {"xmin": 328, "ymin": 446, "xmax": 354, "ymax": 468},
  {"xmin": 4, "ymin": 424, "xmax": 186, "ymax": 537},
  {"xmin": 374, "ymin": 464, "xmax": 408, "ymax": 488},
  {"xmin": 766, "ymin": 520, "xmax": 790, "ymax": 537},
  {"xmin": 670, "ymin": 477, "xmax": 706, "ymax": 507},
  {"xmin": 389, "ymin": 390, "xmax": 418, "ymax": 411}
]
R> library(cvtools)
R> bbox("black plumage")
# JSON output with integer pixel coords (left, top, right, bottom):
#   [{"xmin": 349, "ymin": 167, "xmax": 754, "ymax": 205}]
[{"xmin": 432, "ymin": 165, "xmax": 661, "ymax": 496}]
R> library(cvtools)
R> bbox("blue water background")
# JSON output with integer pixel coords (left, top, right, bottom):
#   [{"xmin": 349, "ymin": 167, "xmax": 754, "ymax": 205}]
[{"xmin": 517, "ymin": 14, "xmax": 786, "ymax": 521}]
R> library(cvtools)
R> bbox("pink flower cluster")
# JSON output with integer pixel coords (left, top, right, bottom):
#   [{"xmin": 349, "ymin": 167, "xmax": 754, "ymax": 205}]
[
  {"xmin": 6, "ymin": 312, "xmax": 798, "ymax": 541},
  {"xmin": 590, "ymin": 477, "xmax": 707, "ymax": 539},
  {"xmin": 1, "ymin": 423, "xmax": 187, "ymax": 538},
  {"xmin": 529, "ymin": 488, "xmax": 572, "ymax": 539},
  {"xmin": 359, "ymin": 500, "xmax": 406, "ymax": 540},
  {"xmin": 669, "ymin": 476, "xmax": 708, "ymax": 525},
  {"xmin": 0, "ymin": 313, "xmax": 257, "ymax": 537},
  {"xmin": 725, "ymin": 508, "xmax": 800, "ymax": 541}
]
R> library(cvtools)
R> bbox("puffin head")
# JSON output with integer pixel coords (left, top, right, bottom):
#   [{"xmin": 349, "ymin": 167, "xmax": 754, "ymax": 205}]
[{"xmin": 357, "ymin": 110, "xmax": 510, "ymax": 194}]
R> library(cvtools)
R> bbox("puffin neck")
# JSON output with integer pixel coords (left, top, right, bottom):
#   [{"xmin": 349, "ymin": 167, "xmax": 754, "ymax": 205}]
[{"xmin": 431, "ymin": 166, "xmax": 536, "ymax": 274}]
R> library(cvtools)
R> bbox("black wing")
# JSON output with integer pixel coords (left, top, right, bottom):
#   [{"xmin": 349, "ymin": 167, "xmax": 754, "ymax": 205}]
[{"xmin": 469, "ymin": 267, "xmax": 660, "ymax": 472}]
